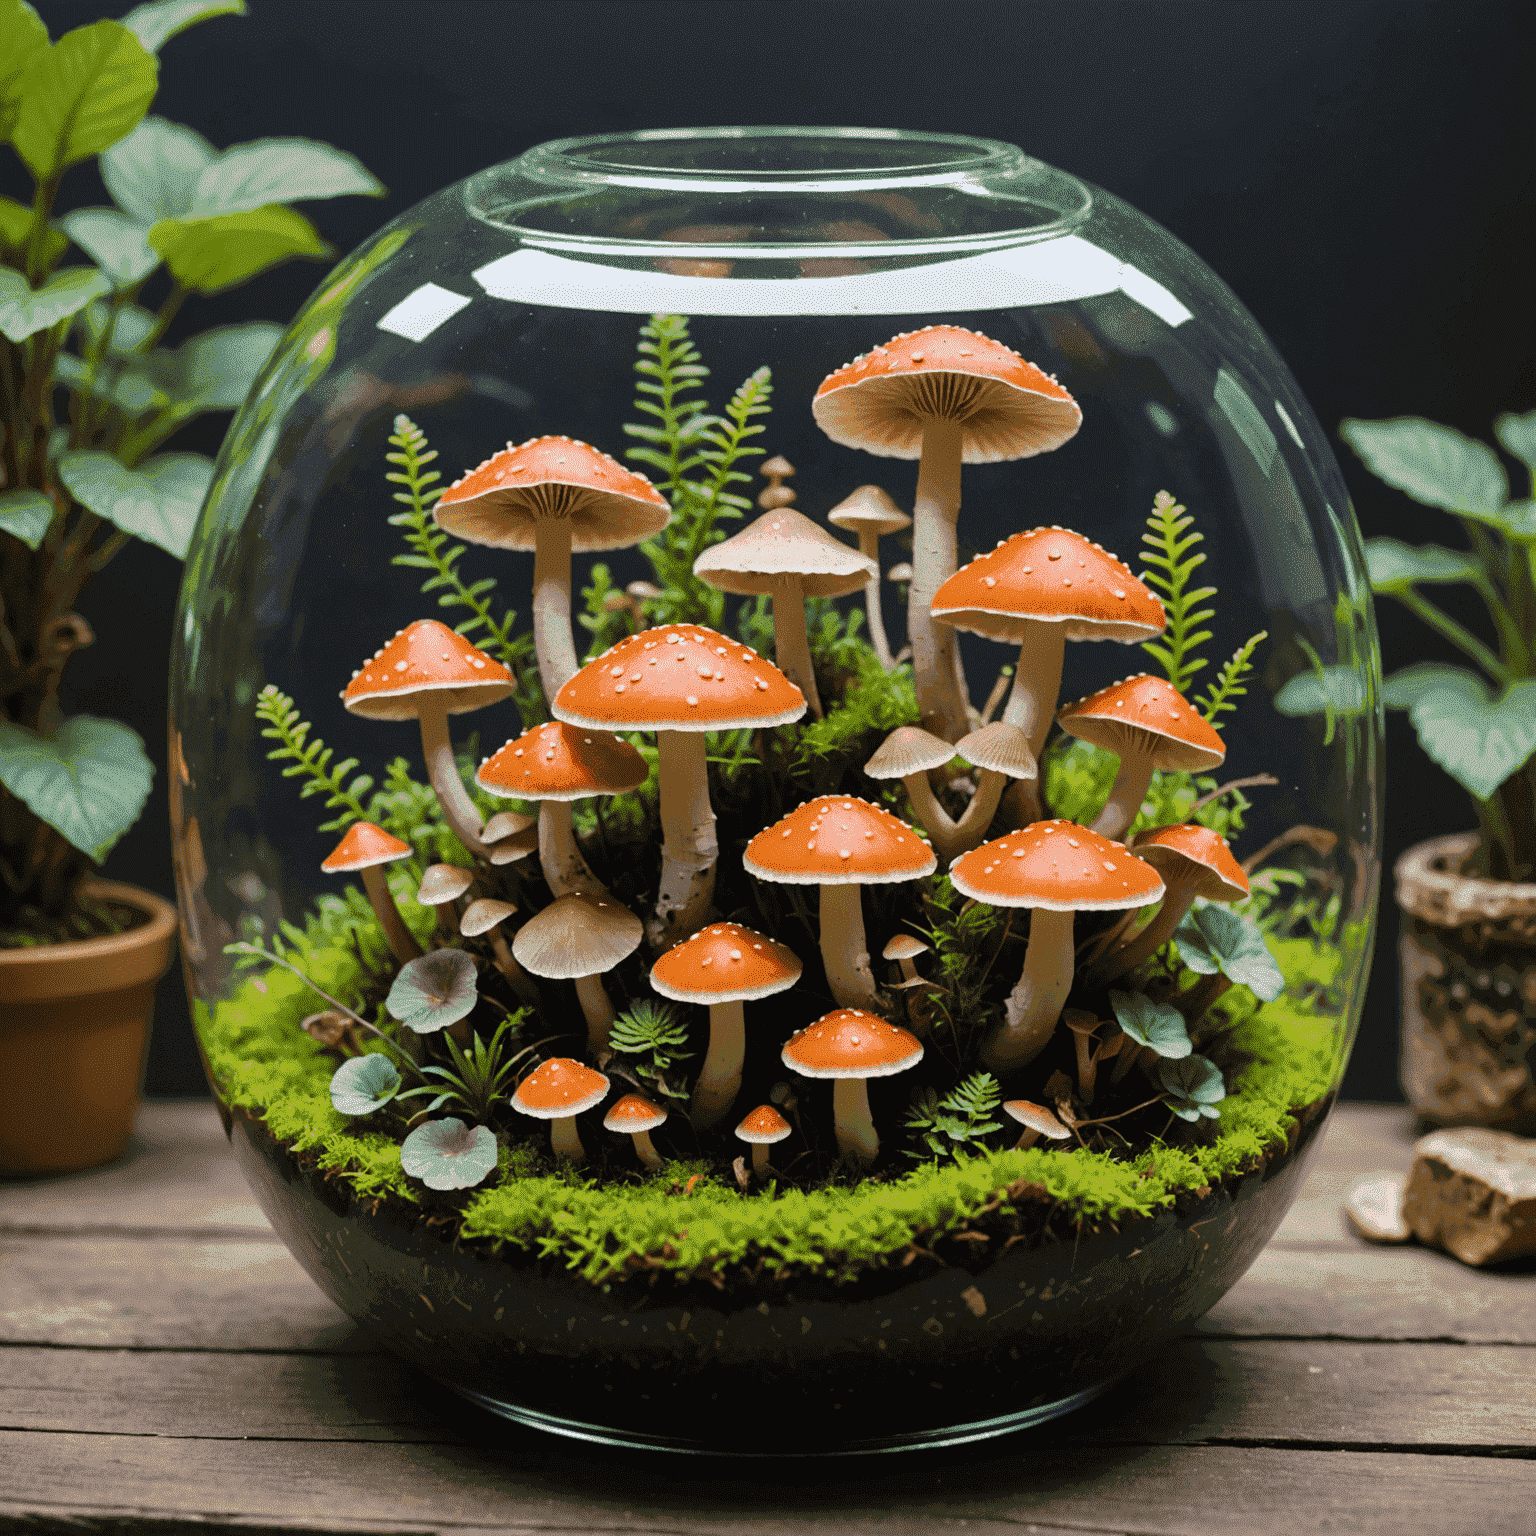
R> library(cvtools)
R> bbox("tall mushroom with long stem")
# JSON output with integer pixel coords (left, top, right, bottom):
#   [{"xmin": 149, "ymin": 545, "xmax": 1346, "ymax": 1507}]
[
  {"xmin": 692, "ymin": 508, "xmax": 875, "ymax": 719},
  {"xmin": 813, "ymin": 327, "xmax": 1082, "ymax": 742},
  {"xmin": 433, "ymin": 436, "xmax": 671, "ymax": 700},
  {"xmin": 475, "ymin": 720, "xmax": 647, "ymax": 901},
  {"xmin": 553, "ymin": 624, "xmax": 805, "ymax": 948},
  {"xmin": 949, "ymin": 721, "xmax": 1037, "ymax": 855},
  {"xmin": 458, "ymin": 897, "xmax": 540, "ymax": 1007},
  {"xmin": 743, "ymin": 795, "xmax": 936, "ymax": 1011},
  {"xmin": 827, "ymin": 485, "xmax": 910, "ymax": 671},
  {"xmin": 321, "ymin": 822, "xmax": 421, "ymax": 965},
  {"xmin": 862, "ymin": 726, "xmax": 961, "ymax": 861},
  {"xmin": 950, "ymin": 821, "xmax": 1164, "ymax": 1075},
  {"xmin": 342, "ymin": 619, "xmax": 515, "ymax": 856},
  {"xmin": 650, "ymin": 921, "xmax": 801, "ymax": 1132},
  {"xmin": 511, "ymin": 893, "xmax": 643, "ymax": 1054}
]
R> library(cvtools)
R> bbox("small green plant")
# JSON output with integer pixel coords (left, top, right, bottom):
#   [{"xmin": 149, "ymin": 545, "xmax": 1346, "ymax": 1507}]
[
  {"xmin": 904, "ymin": 1071, "xmax": 1004, "ymax": 1161},
  {"xmin": 399, "ymin": 1116, "xmax": 499, "ymax": 1191},
  {"xmin": 396, "ymin": 1015, "xmax": 537, "ymax": 1123},
  {"xmin": 608, "ymin": 999, "xmax": 694, "ymax": 1104}
]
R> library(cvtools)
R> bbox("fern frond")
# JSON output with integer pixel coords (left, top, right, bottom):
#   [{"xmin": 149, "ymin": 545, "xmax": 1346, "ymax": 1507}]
[
  {"xmin": 1138, "ymin": 490, "xmax": 1217, "ymax": 694},
  {"xmin": 254, "ymin": 684, "xmax": 373, "ymax": 833},
  {"xmin": 903, "ymin": 1070, "xmax": 1003, "ymax": 1161},
  {"xmin": 1199, "ymin": 630, "xmax": 1268, "ymax": 723}
]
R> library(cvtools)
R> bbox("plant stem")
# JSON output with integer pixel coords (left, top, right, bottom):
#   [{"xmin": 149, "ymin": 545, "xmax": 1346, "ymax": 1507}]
[
  {"xmin": 24, "ymin": 174, "xmax": 61, "ymax": 284},
  {"xmin": 1395, "ymin": 589, "xmax": 1513, "ymax": 686}
]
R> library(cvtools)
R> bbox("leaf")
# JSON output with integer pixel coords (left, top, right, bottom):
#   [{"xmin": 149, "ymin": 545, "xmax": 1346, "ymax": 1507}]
[
  {"xmin": 1158, "ymin": 1054, "xmax": 1226, "ymax": 1121},
  {"xmin": 53, "ymin": 349, "xmax": 167, "ymax": 416},
  {"xmin": 0, "ymin": 0, "xmax": 49, "ymax": 137},
  {"xmin": 1174, "ymin": 905, "xmax": 1286, "ymax": 1001},
  {"xmin": 1273, "ymin": 665, "xmax": 1368, "ymax": 717},
  {"xmin": 11, "ymin": 20, "xmax": 158, "ymax": 179},
  {"xmin": 1340, "ymin": 416, "xmax": 1507, "ymax": 519},
  {"xmin": 79, "ymin": 296, "xmax": 158, "ymax": 352},
  {"xmin": 101, "ymin": 116, "xmax": 214, "ymax": 222},
  {"xmin": 120, "ymin": 0, "xmax": 245, "ymax": 52},
  {"xmin": 1394, "ymin": 670, "xmax": 1536, "ymax": 802},
  {"xmin": 1496, "ymin": 410, "xmax": 1536, "ymax": 481},
  {"xmin": 328, "ymin": 1053, "xmax": 400, "ymax": 1116},
  {"xmin": 188, "ymin": 136, "xmax": 383, "ymax": 217},
  {"xmin": 148, "ymin": 204, "xmax": 330, "ymax": 293},
  {"xmin": 1380, "ymin": 662, "xmax": 1476, "ymax": 711},
  {"xmin": 60, "ymin": 206, "xmax": 159, "ymax": 287},
  {"xmin": 0, "ymin": 193, "xmax": 66, "ymax": 265},
  {"xmin": 0, "ymin": 266, "xmax": 110, "ymax": 343},
  {"xmin": 1107, "ymin": 990, "xmax": 1192, "ymax": 1059},
  {"xmin": 386, "ymin": 949, "xmax": 478, "ymax": 1033},
  {"xmin": 57, "ymin": 450, "xmax": 213, "ymax": 558},
  {"xmin": 1364, "ymin": 537, "xmax": 1482, "ymax": 592},
  {"xmin": 399, "ymin": 1117, "xmax": 498, "ymax": 1191},
  {"xmin": 0, "ymin": 488, "xmax": 54, "ymax": 549},
  {"xmin": 0, "ymin": 714, "xmax": 153, "ymax": 860},
  {"xmin": 142, "ymin": 321, "xmax": 281, "ymax": 411}
]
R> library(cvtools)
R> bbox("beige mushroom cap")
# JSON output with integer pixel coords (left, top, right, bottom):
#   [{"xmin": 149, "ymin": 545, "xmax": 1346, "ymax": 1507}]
[
  {"xmin": 863, "ymin": 725, "xmax": 956, "ymax": 780},
  {"xmin": 955, "ymin": 721, "xmax": 1038, "ymax": 780},
  {"xmin": 416, "ymin": 863, "xmax": 475, "ymax": 905},
  {"xmin": 460, "ymin": 897, "xmax": 517, "ymax": 937},
  {"xmin": 827, "ymin": 485, "xmax": 911, "ymax": 538},
  {"xmin": 510, "ymin": 893, "xmax": 642, "ymax": 979},
  {"xmin": 693, "ymin": 507, "xmax": 877, "ymax": 599},
  {"xmin": 882, "ymin": 934, "xmax": 930, "ymax": 963}
]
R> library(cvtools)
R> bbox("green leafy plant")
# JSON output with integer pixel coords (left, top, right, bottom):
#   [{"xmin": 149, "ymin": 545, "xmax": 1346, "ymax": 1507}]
[
  {"xmin": 0, "ymin": 0, "xmax": 381, "ymax": 941},
  {"xmin": 608, "ymin": 999, "xmax": 694, "ymax": 1104},
  {"xmin": 1174, "ymin": 904, "xmax": 1286, "ymax": 1002},
  {"xmin": 904, "ymin": 1071, "xmax": 1004, "ymax": 1161},
  {"xmin": 329, "ymin": 1052, "xmax": 401, "ymax": 1117},
  {"xmin": 399, "ymin": 1116, "xmax": 499, "ymax": 1191},
  {"xmin": 1158, "ymin": 1054, "xmax": 1227, "ymax": 1122},
  {"xmin": 396, "ymin": 1015, "xmax": 536, "ymax": 1122},
  {"xmin": 1339, "ymin": 410, "xmax": 1536, "ymax": 879},
  {"xmin": 385, "ymin": 949, "xmax": 478, "ymax": 1034},
  {"xmin": 1108, "ymin": 990, "xmax": 1192, "ymax": 1059}
]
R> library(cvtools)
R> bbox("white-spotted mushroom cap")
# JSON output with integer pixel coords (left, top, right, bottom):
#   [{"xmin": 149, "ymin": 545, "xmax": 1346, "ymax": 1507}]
[
  {"xmin": 930, "ymin": 528, "xmax": 1166, "ymax": 645},
  {"xmin": 603, "ymin": 1092, "xmax": 668, "ymax": 1134},
  {"xmin": 781, "ymin": 1008, "xmax": 924, "ymax": 1079},
  {"xmin": 416, "ymin": 863, "xmax": 475, "ymax": 905},
  {"xmin": 320, "ymin": 822, "xmax": 412, "ymax": 872},
  {"xmin": 512, "ymin": 1057, "xmax": 610, "ymax": 1119},
  {"xmin": 1003, "ymin": 1100, "xmax": 1071, "ymax": 1140},
  {"xmin": 826, "ymin": 484, "xmax": 911, "ymax": 538},
  {"xmin": 693, "ymin": 507, "xmax": 877, "ymax": 599},
  {"xmin": 949, "ymin": 821, "xmax": 1165, "ymax": 912},
  {"xmin": 735, "ymin": 1104, "xmax": 792, "ymax": 1145},
  {"xmin": 882, "ymin": 934, "xmax": 930, "ymax": 963},
  {"xmin": 863, "ymin": 725, "xmax": 956, "ymax": 781},
  {"xmin": 510, "ymin": 893, "xmax": 643, "ymax": 979},
  {"xmin": 460, "ymin": 897, "xmax": 517, "ymax": 938},
  {"xmin": 649, "ymin": 921, "xmax": 801, "ymax": 1005},
  {"xmin": 955, "ymin": 721, "xmax": 1038, "ymax": 781},
  {"xmin": 1056, "ymin": 674, "xmax": 1226, "ymax": 773},
  {"xmin": 1132, "ymin": 823, "xmax": 1250, "ymax": 902},
  {"xmin": 743, "ymin": 796, "xmax": 937, "ymax": 885},
  {"xmin": 433, "ymin": 436, "xmax": 670, "ymax": 552},
  {"xmin": 813, "ymin": 326, "xmax": 1082, "ymax": 463},
  {"xmin": 476, "ymin": 719, "xmax": 649, "ymax": 802},
  {"xmin": 342, "ymin": 619, "xmax": 514, "ymax": 720},
  {"xmin": 551, "ymin": 624, "xmax": 806, "ymax": 734}
]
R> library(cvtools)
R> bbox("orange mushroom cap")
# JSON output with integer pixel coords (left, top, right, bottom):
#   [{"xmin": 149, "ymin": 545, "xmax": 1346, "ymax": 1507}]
[
  {"xmin": 321, "ymin": 821, "xmax": 412, "ymax": 872},
  {"xmin": 551, "ymin": 624, "xmax": 806, "ymax": 733},
  {"xmin": 650, "ymin": 921, "xmax": 801, "ymax": 1004},
  {"xmin": 743, "ymin": 796, "xmax": 937, "ymax": 886},
  {"xmin": 1132, "ymin": 823, "xmax": 1250, "ymax": 902},
  {"xmin": 949, "ymin": 820, "xmax": 1165, "ymax": 912},
  {"xmin": 1056, "ymin": 674, "xmax": 1226, "ymax": 773},
  {"xmin": 1003, "ymin": 1100, "xmax": 1072, "ymax": 1139},
  {"xmin": 476, "ymin": 719, "xmax": 648, "ymax": 803},
  {"xmin": 512, "ymin": 1057, "xmax": 610, "ymax": 1119},
  {"xmin": 781, "ymin": 1008, "xmax": 924, "ymax": 1080},
  {"xmin": 930, "ymin": 528, "xmax": 1166, "ymax": 645},
  {"xmin": 603, "ymin": 1092, "xmax": 668, "ymax": 1133},
  {"xmin": 434, "ymin": 436, "xmax": 669, "ymax": 552},
  {"xmin": 735, "ymin": 1104, "xmax": 792, "ymax": 1145},
  {"xmin": 342, "ymin": 619, "xmax": 514, "ymax": 720},
  {"xmin": 812, "ymin": 326, "xmax": 1082, "ymax": 463}
]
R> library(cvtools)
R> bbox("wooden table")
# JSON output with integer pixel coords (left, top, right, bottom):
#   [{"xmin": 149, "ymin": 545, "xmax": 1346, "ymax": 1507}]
[{"xmin": 3, "ymin": 1101, "xmax": 1533, "ymax": 1534}]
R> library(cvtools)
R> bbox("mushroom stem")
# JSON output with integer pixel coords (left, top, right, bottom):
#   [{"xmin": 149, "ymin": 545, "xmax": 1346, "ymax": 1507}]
[
  {"xmin": 819, "ymin": 882, "xmax": 880, "ymax": 1011},
  {"xmin": 532, "ymin": 515, "xmax": 579, "ymax": 698},
  {"xmin": 416, "ymin": 700, "xmax": 487, "ymax": 855},
  {"xmin": 853, "ymin": 530, "xmax": 895, "ymax": 669},
  {"xmin": 1001, "ymin": 622, "xmax": 1066, "ymax": 758},
  {"xmin": 550, "ymin": 1114, "xmax": 585, "ymax": 1161},
  {"xmin": 982, "ymin": 907, "xmax": 1075, "ymax": 1075},
  {"xmin": 650, "ymin": 730, "xmax": 717, "ymax": 946},
  {"xmin": 771, "ymin": 575, "xmax": 822, "ymax": 719},
  {"xmin": 538, "ymin": 800, "xmax": 608, "ymax": 900},
  {"xmin": 573, "ymin": 972, "xmax": 616, "ymax": 1054},
  {"xmin": 483, "ymin": 925, "xmax": 541, "ymax": 1008},
  {"xmin": 900, "ymin": 770, "xmax": 961, "ymax": 865},
  {"xmin": 358, "ymin": 865, "xmax": 422, "ymax": 964},
  {"xmin": 751, "ymin": 1143, "xmax": 772, "ymax": 1179},
  {"xmin": 1090, "ymin": 746, "xmax": 1158, "ymax": 842},
  {"xmin": 832, "ymin": 1076, "xmax": 879, "ymax": 1164},
  {"xmin": 981, "ymin": 665, "xmax": 1012, "ymax": 725},
  {"xmin": 690, "ymin": 999, "xmax": 745, "ymax": 1132},
  {"xmin": 630, "ymin": 1129, "xmax": 664, "ymax": 1172},
  {"xmin": 909, "ymin": 418, "xmax": 969, "ymax": 742},
  {"xmin": 1083, "ymin": 877, "xmax": 1199, "ymax": 989},
  {"xmin": 947, "ymin": 768, "xmax": 1009, "ymax": 857}
]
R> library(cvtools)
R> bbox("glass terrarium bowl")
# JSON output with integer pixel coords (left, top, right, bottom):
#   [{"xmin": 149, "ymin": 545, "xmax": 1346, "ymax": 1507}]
[{"xmin": 172, "ymin": 127, "xmax": 1382, "ymax": 1455}]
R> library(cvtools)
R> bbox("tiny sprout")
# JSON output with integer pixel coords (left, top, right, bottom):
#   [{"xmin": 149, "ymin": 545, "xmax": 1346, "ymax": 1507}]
[
  {"xmin": 400, "ymin": 1117, "xmax": 499, "ymax": 1190},
  {"xmin": 329, "ymin": 1053, "xmax": 401, "ymax": 1117}
]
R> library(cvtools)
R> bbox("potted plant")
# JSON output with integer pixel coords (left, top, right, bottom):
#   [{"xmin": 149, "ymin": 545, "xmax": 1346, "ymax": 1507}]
[
  {"xmin": 1337, "ymin": 408, "xmax": 1536, "ymax": 1132},
  {"xmin": 0, "ymin": 0, "xmax": 382, "ymax": 1174}
]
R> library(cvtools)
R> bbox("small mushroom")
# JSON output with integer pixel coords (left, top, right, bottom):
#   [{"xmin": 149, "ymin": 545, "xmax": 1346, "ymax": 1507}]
[
  {"xmin": 511, "ymin": 893, "xmax": 643, "ymax": 1054},
  {"xmin": 417, "ymin": 861, "xmax": 474, "ymax": 939},
  {"xmin": 827, "ymin": 485, "xmax": 911, "ymax": 670},
  {"xmin": 757, "ymin": 454, "xmax": 797, "ymax": 510},
  {"xmin": 1062, "ymin": 1010, "xmax": 1102, "ymax": 1103},
  {"xmin": 948, "ymin": 721, "xmax": 1037, "ymax": 856},
  {"xmin": 511, "ymin": 1057, "xmax": 609, "ymax": 1161},
  {"xmin": 734, "ymin": 1104, "xmax": 792, "ymax": 1179},
  {"xmin": 320, "ymin": 822, "xmax": 421, "ymax": 965},
  {"xmin": 1003, "ymin": 1099, "xmax": 1071, "ymax": 1150},
  {"xmin": 604, "ymin": 1093, "xmax": 668, "ymax": 1171},
  {"xmin": 864, "ymin": 726, "xmax": 962, "ymax": 861},
  {"xmin": 459, "ymin": 897, "xmax": 539, "ymax": 1007},
  {"xmin": 883, "ymin": 933, "xmax": 934, "ymax": 1029}
]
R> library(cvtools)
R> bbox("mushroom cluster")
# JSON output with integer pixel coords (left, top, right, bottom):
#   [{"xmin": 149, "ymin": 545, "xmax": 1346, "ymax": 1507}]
[{"xmin": 285, "ymin": 319, "xmax": 1280, "ymax": 1193}]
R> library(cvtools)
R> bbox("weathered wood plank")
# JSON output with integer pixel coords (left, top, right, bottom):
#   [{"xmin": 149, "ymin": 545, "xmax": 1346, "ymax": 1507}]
[
  {"xmin": 1269, "ymin": 1102, "xmax": 1419, "ymax": 1243},
  {"xmin": 3, "ymin": 1337, "xmax": 1531, "ymax": 1450},
  {"xmin": 2, "ymin": 1435, "xmax": 1532, "ymax": 1535}
]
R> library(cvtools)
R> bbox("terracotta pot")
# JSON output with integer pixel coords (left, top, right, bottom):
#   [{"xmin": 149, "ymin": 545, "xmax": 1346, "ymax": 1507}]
[
  {"xmin": 0, "ymin": 879, "xmax": 178, "ymax": 1175},
  {"xmin": 1396, "ymin": 832, "xmax": 1536, "ymax": 1134}
]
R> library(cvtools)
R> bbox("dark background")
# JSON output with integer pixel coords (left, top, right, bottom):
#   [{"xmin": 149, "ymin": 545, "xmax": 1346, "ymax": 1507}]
[{"xmin": 21, "ymin": 0, "xmax": 1535, "ymax": 1101}]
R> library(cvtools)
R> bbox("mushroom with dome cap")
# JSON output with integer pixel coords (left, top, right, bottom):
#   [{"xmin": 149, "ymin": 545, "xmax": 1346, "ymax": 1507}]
[
  {"xmin": 604, "ymin": 1092, "xmax": 668, "ymax": 1171},
  {"xmin": 735, "ymin": 1103, "xmax": 791, "ymax": 1179},
  {"xmin": 883, "ymin": 933, "xmax": 934, "ymax": 1028},
  {"xmin": 949, "ymin": 721, "xmax": 1038, "ymax": 855},
  {"xmin": 1056, "ymin": 674, "xmax": 1226, "ymax": 843},
  {"xmin": 650, "ymin": 921, "xmax": 802, "ymax": 1132},
  {"xmin": 950, "ymin": 820, "xmax": 1164, "ymax": 1075},
  {"xmin": 863, "ymin": 725, "xmax": 962, "ymax": 862},
  {"xmin": 554, "ymin": 624, "xmax": 806, "ymax": 946},
  {"xmin": 343, "ymin": 619, "xmax": 516, "ymax": 857},
  {"xmin": 512, "ymin": 1057, "xmax": 609, "ymax": 1161},
  {"xmin": 827, "ymin": 485, "xmax": 911, "ymax": 670},
  {"xmin": 814, "ymin": 326, "xmax": 1082, "ymax": 741},
  {"xmin": 322, "ymin": 822, "xmax": 421, "ymax": 965},
  {"xmin": 434, "ymin": 436, "xmax": 670, "ymax": 698},
  {"xmin": 459, "ymin": 896, "xmax": 539, "ymax": 1006},
  {"xmin": 692, "ymin": 507, "xmax": 876, "ymax": 719},
  {"xmin": 744, "ymin": 795, "xmax": 936, "ymax": 1011},
  {"xmin": 781, "ymin": 1007, "xmax": 924, "ymax": 1165},
  {"xmin": 757, "ymin": 455, "xmax": 796, "ymax": 509},
  {"xmin": 476, "ymin": 719, "xmax": 647, "ymax": 902},
  {"xmin": 1084, "ymin": 822, "xmax": 1250, "ymax": 989},
  {"xmin": 1003, "ymin": 1099, "xmax": 1071, "ymax": 1150},
  {"xmin": 511, "ymin": 893, "xmax": 643, "ymax": 1054}
]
